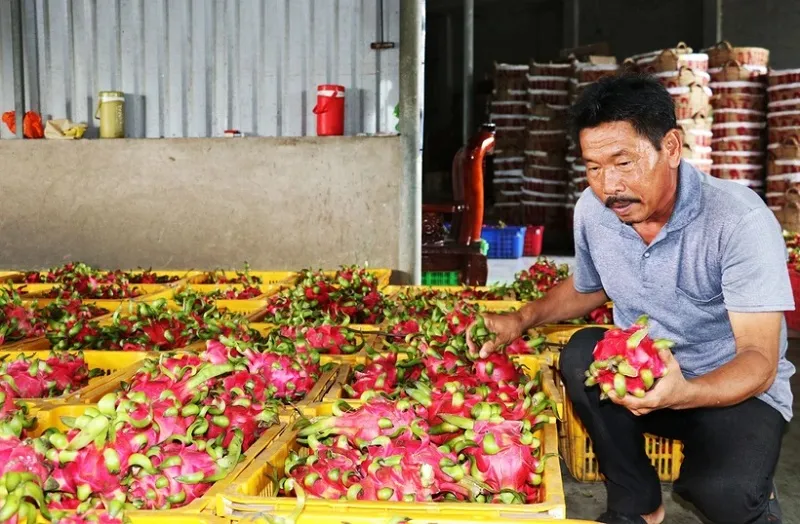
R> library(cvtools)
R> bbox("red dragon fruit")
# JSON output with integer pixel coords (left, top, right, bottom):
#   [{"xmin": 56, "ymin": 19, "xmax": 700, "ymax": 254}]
[
  {"xmin": 218, "ymin": 286, "xmax": 263, "ymax": 300},
  {"xmin": 125, "ymin": 435, "xmax": 243, "ymax": 509},
  {"xmin": 584, "ymin": 315, "xmax": 672, "ymax": 399},
  {"xmin": 442, "ymin": 416, "xmax": 547, "ymax": 504},
  {"xmin": 344, "ymin": 354, "xmax": 400, "ymax": 399},
  {"xmin": 281, "ymin": 444, "xmax": 363, "ymax": 500},
  {"xmin": 0, "ymin": 435, "xmax": 52, "ymax": 522},
  {"xmin": 298, "ymin": 398, "xmax": 428, "ymax": 447},
  {"xmin": 504, "ymin": 334, "xmax": 546, "ymax": 355},
  {"xmin": 472, "ymin": 354, "xmax": 523, "ymax": 385},
  {"xmin": 0, "ymin": 352, "xmax": 102, "ymax": 399},
  {"xmin": 0, "ymin": 288, "xmax": 46, "ymax": 345},
  {"xmin": 510, "ymin": 257, "xmax": 570, "ymax": 301},
  {"xmin": 352, "ymin": 437, "xmax": 474, "ymax": 502}
]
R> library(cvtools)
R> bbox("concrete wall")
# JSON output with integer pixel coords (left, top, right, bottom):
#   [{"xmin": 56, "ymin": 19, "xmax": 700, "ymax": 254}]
[{"xmin": 0, "ymin": 136, "xmax": 402, "ymax": 271}]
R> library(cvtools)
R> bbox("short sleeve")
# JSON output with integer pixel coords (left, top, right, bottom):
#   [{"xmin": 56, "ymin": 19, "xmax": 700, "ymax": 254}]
[
  {"xmin": 573, "ymin": 196, "xmax": 604, "ymax": 293},
  {"xmin": 721, "ymin": 207, "xmax": 795, "ymax": 312}
]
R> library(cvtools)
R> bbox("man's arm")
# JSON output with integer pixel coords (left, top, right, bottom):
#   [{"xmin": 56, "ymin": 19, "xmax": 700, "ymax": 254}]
[
  {"xmin": 614, "ymin": 311, "xmax": 782, "ymax": 415},
  {"xmin": 466, "ymin": 276, "xmax": 609, "ymax": 356},
  {"xmin": 677, "ymin": 311, "xmax": 781, "ymax": 407},
  {"xmin": 515, "ymin": 275, "xmax": 609, "ymax": 329}
]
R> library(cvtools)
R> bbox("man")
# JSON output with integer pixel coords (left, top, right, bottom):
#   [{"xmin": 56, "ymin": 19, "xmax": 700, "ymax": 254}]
[{"xmin": 468, "ymin": 75, "xmax": 793, "ymax": 524}]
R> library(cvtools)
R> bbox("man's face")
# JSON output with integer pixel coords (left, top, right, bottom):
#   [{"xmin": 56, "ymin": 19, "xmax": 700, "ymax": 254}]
[{"xmin": 580, "ymin": 121, "xmax": 681, "ymax": 225}]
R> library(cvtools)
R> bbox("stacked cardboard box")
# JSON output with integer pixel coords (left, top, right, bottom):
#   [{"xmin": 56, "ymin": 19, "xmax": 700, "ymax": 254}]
[
  {"xmin": 706, "ymin": 42, "xmax": 769, "ymax": 195},
  {"xmin": 632, "ymin": 44, "xmax": 713, "ymax": 175},
  {"xmin": 766, "ymin": 68, "xmax": 800, "ymax": 212},
  {"xmin": 489, "ymin": 62, "xmax": 530, "ymax": 224},
  {"xmin": 565, "ymin": 57, "xmax": 619, "ymax": 229},
  {"xmin": 522, "ymin": 61, "xmax": 573, "ymax": 229}
]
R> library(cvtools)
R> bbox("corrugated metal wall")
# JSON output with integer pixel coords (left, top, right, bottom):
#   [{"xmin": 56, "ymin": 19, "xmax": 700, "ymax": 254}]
[{"xmin": 0, "ymin": 0, "xmax": 400, "ymax": 138}]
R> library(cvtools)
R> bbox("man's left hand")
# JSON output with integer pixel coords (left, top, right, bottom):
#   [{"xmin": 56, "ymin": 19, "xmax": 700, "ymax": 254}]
[{"xmin": 608, "ymin": 348, "xmax": 691, "ymax": 416}]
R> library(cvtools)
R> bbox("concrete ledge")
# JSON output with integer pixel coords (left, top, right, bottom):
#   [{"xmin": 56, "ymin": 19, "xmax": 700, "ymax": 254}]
[{"xmin": 0, "ymin": 136, "xmax": 402, "ymax": 270}]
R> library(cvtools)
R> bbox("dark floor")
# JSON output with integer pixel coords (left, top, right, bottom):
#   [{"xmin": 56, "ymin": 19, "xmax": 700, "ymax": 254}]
[{"xmin": 561, "ymin": 338, "xmax": 800, "ymax": 522}]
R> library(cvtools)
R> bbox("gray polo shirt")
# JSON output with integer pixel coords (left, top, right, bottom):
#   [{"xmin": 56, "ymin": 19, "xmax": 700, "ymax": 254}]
[{"xmin": 574, "ymin": 160, "xmax": 795, "ymax": 421}]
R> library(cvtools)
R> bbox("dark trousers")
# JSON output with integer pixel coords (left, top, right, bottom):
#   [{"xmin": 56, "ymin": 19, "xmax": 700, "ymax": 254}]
[{"xmin": 561, "ymin": 328, "xmax": 786, "ymax": 524}]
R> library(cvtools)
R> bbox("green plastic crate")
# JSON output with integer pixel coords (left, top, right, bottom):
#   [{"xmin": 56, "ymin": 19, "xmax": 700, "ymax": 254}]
[{"xmin": 422, "ymin": 271, "xmax": 460, "ymax": 286}]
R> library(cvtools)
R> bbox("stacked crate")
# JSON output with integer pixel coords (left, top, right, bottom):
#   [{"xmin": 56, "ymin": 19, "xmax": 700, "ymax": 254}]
[
  {"xmin": 766, "ymin": 68, "xmax": 800, "ymax": 212},
  {"xmin": 490, "ymin": 62, "xmax": 530, "ymax": 224},
  {"xmin": 634, "ymin": 45, "xmax": 713, "ymax": 175},
  {"xmin": 706, "ymin": 42, "xmax": 770, "ymax": 195},
  {"xmin": 523, "ymin": 61, "xmax": 573, "ymax": 229},
  {"xmin": 565, "ymin": 58, "xmax": 619, "ymax": 229}
]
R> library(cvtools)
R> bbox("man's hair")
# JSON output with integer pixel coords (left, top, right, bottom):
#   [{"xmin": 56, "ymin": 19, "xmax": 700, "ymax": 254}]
[{"xmin": 568, "ymin": 73, "xmax": 678, "ymax": 151}]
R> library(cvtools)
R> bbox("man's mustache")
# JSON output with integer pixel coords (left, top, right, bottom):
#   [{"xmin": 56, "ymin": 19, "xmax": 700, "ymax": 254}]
[{"xmin": 605, "ymin": 196, "xmax": 642, "ymax": 208}]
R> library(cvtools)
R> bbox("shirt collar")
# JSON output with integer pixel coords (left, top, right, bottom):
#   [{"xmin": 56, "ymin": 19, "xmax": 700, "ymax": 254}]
[{"xmin": 598, "ymin": 159, "xmax": 704, "ymax": 235}]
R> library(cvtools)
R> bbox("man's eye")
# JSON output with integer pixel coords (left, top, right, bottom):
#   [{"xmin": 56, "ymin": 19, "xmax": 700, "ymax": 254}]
[
  {"xmin": 588, "ymin": 166, "xmax": 600, "ymax": 172},
  {"xmin": 618, "ymin": 161, "xmax": 632, "ymax": 167}
]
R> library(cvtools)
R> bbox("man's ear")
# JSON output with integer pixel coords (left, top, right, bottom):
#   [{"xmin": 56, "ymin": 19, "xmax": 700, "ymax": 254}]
[{"xmin": 663, "ymin": 128, "xmax": 683, "ymax": 169}]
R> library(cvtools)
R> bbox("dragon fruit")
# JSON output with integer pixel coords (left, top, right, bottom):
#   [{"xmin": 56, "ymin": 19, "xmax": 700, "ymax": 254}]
[
  {"xmin": 344, "ymin": 354, "xmax": 400, "ymax": 399},
  {"xmin": 0, "ymin": 352, "xmax": 102, "ymax": 399},
  {"xmin": 0, "ymin": 435, "xmax": 52, "ymax": 522},
  {"xmin": 126, "ymin": 434, "xmax": 243, "ymax": 510},
  {"xmin": 504, "ymin": 334, "xmax": 546, "ymax": 355},
  {"xmin": 298, "ymin": 398, "xmax": 428, "ymax": 446},
  {"xmin": 260, "ymin": 266, "xmax": 386, "ymax": 325},
  {"xmin": 472, "ymin": 354, "xmax": 523, "ymax": 385},
  {"xmin": 442, "ymin": 416, "xmax": 547, "ymax": 504},
  {"xmin": 0, "ymin": 288, "xmax": 46, "ymax": 345},
  {"xmin": 509, "ymin": 257, "xmax": 570, "ymax": 301},
  {"xmin": 584, "ymin": 315, "xmax": 672, "ymax": 399},
  {"xmin": 51, "ymin": 512, "xmax": 123, "ymax": 524}
]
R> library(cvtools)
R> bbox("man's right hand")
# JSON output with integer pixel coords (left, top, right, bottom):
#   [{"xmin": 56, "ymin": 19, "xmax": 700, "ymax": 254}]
[{"xmin": 466, "ymin": 312, "xmax": 525, "ymax": 358}]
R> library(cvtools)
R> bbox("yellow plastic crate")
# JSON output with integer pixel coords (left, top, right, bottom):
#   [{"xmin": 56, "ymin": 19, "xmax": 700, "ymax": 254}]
[
  {"xmin": 10, "ymin": 283, "xmax": 169, "ymax": 301},
  {"xmin": 247, "ymin": 324, "xmax": 371, "ymax": 365},
  {"xmin": 562, "ymin": 393, "xmax": 683, "ymax": 483},
  {"xmin": 179, "ymin": 283, "xmax": 284, "ymax": 300},
  {"xmin": 235, "ymin": 516, "xmax": 595, "ymax": 524},
  {"xmin": 320, "ymin": 268, "xmax": 393, "ymax": 289},
  {"xmin": 471, "ymin": 300, "xmax": 525, "ymax": 313},
  {"xmin": 0, "ymin": 271, "xmax": 24, "ymax": 282},
  {"xmin": 21, "ymin": 298, "xmax": 130, "ymax": 315},
  {"xmin": 0, "ymin": 350, "xmax": 148, "ymax": 405},
  {"xmin": 32, "ymin": 403, "xmax": 287, "ymax": 513},
  {"xmin": 216, "ymin": 408, "xmax": 565, "ymax": 522},
  {"xmin": 125, "ymin": 512, "xmax": 229, "ymax": 524},
  {"xmin": 323, "ymin": 356, "xmax": 562, "ymax": 418},
  {"xmin": 68, "ymin": 353, "xmax": 341, "ymax": 408},
  {"xmin": 188, "ymin": 271, "xmax": 299, "ymax": 286},
  {"xmin": 382, "ymin": 285, "xmax": 515, "ymax": 301}
]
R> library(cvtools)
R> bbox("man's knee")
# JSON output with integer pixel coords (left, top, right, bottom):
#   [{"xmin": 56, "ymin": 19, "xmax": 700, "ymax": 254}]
[
  {"xmin": 560, "ymin": 327, "xmax": 606, "ymax": 388},
  {"xmin": 675, "ymin": 474, "xmax": 769, "ymax": 523}
]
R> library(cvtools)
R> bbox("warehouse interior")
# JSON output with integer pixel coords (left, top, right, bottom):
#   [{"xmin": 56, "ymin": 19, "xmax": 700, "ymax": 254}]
[{"xmin": 0, "ymin": 0, "xmax": 799, "ymax": 523}]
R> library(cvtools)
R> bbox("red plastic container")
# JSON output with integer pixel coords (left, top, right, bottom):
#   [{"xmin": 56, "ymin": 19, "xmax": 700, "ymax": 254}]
[
  {"xmin": 787, "ymin": 269, "xmax": 800, "ymax": 331},
  {"xmin": 523, "ymin": 225, "xmax": 545, "ymax": 256},
  {"xmin": 313, "ymin": 84, "xmax": 345, "ymax": 136}
]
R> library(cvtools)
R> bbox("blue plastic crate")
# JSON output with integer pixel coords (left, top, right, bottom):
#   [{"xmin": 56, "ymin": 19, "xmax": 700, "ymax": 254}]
[{"xmin": 481, "ymin": 225, "xmax": 527, "ymax": 259}]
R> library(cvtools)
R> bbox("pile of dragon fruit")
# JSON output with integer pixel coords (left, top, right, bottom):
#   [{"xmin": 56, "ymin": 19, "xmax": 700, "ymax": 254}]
[
  {"xmin": 274, "ymin": 291, "xmax": 557, "ymax": 505},
  {"xmin": 0, "ymin": 352, "xmax": 102, "ymax": 401},
  {"xmin": 0, "ymin": 334, "xmax": 330, "ymax": 523},
  {"xmin": 262, "ymin": 267, "xmax": 386, "ymax": 325},
  {"xmin": 0, "ymin": 261, "xmax": 586, "ymax": 520},
  {"xmin": 18, "ymin": 262, "xmax": 166, "ymax": 299}
]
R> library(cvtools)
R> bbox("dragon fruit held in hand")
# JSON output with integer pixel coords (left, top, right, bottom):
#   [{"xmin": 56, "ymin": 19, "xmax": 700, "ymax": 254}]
[{"xmin": 584, "ymin": 315, "xmax": 673, "ymax": 399}]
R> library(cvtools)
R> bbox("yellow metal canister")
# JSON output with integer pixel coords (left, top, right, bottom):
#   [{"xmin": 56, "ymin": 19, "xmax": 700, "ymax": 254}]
[{"xmin": 95, "ymin": 91, "xmax": 125, "ymax": 138}]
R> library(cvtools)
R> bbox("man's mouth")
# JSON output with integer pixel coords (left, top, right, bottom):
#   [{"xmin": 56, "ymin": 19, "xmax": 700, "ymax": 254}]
[{"xmin": 605, "ymin": 197, "xmax": 640, "ymax": 214}]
